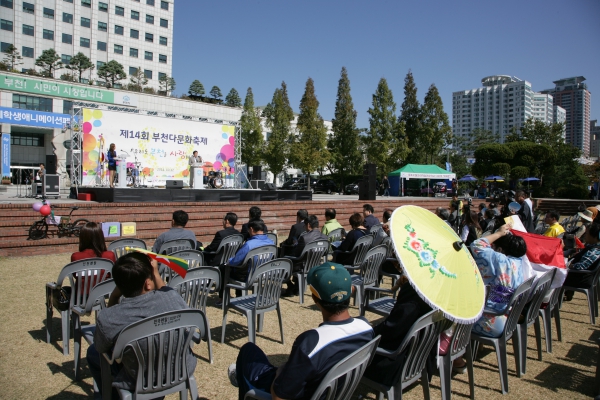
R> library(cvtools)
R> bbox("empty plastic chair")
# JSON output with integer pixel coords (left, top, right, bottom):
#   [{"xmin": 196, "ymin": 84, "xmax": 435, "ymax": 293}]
[
  {"xmin": 284, "ymin": 240, "xmax": 329, "ymax": 304},
  {"xmin": 350, "ymin": 245, "xmax": 387, "ymax": 316},
  {"xmin": 159, "ymin": 249, "xmax": 205, "ymax": 281},
  {"xmin": 157, "ymin": 238, "xmax": 195, "ymax": 255},
  {"xmin": 107, "ymin": 238, "xmax": 147, "ymax": 259},
  {"xmin": 538, "ymin": 286, "xmax": 563, "ymax": 354},
  {"xmin": 560, "ymin": 265, "xmax": 600, "ymax": 325}
]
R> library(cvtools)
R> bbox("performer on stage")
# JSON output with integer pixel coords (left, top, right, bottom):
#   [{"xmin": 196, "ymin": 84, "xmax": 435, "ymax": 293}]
[
  {"xmin": 107, "ymin": 143, "xmax": 117, "ymax": 188},
  {"xmin": 188, "ymin": 150, "xmax": 203, "ymax": 188},
  {"xmin": 36, "ymin": 163, "xmax": 45, "ymax": 182}
]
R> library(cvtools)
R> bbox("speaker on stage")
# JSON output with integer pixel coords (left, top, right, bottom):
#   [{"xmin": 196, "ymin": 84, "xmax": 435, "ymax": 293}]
[
  {"xmin": 46, "ymin": 155, "xmax": 57, "ymax": 174},
  {"xmin": 262, "ymin": 183, "xmax": 276, "ymax": 191},
  {"xmin": 43, "ymin": 174, "xmax": 60, "ymax": 198},
  {"xmin": 359, "ymin": 163, "xmax": 376, "ymax": 200},
  {"xmin": 252, "ymin": 166, "xmax": 262, "ymax": 181},
  {"xmin": 166, "ymin": 180, "xmax": 183, "ymax": 189},
  {"xmin": 251, "ymin": 180, "xmax": 265, "ymax": 190}
]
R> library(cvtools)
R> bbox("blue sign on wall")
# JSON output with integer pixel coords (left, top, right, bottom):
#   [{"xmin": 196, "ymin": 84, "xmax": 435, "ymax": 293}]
[
  {"xmin": 1, "ymin": 133, "xmax": 10, "ymax": 177},
  {"xmin": 0, "ymin": 107, "xmax": 71, "ymax": 129}
]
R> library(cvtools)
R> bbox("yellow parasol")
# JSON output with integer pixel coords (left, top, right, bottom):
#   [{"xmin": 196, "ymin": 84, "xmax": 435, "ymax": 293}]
[{"xmin": 390, "ymin": 205, "xmax": 485, "ymax": 323}]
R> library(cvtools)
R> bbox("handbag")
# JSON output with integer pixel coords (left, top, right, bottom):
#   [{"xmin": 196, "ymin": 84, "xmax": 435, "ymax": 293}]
[{"xmin": 50, "ymin": 286, "xmax": 72, "ymax": 311}]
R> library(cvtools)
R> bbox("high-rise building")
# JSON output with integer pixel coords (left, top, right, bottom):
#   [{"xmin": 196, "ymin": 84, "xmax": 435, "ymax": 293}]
[
  {"xmin": 0, "ymin": 0, "xmax": 174, "ymax": 90},
  {"xmin": 540, "ymin": 76, "xmax": 591, "ymax": 155},
  {"xmin": 553, "ymin": 104, "xmax": 566, "ymax": 139},
  {"xmin": 452, "ymin": 75, "xmax": 534, "ymax": 145},
  {"xmin": 532, "ymin": 93, "xmax": 554, "ymax": 123},
  {"xmin": 590, "ymin": 120, "xmax": 600, "ymax": 158}
]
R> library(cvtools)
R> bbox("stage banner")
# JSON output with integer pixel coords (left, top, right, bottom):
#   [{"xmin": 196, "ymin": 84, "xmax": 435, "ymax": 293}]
[{"xmin": 81, "ymin": 108, "xmax": 235, "ymax": 186}]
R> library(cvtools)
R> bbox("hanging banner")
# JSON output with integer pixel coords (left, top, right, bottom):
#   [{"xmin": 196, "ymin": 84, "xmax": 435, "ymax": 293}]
[
  {"xmin": 1, "ymin": 133, "xmax": 10, "ymax": 177},
  {"xmin": 81, "ymin": 108, "xmax": 235, "ymax": 186},
  {"xmin": 0, "ymin": 107, "xmax": 71, "ymax": 129}
]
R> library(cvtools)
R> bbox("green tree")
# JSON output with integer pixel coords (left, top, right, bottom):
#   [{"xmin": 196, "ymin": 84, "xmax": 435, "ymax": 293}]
[
  {"xmin": 35, "ymin": 49, "xmax": 62, "ymax": 78},
  {"xmin": 127, "ymin": 66, "xmax": 147, "ymax": 92},
  {"xmin": 507, "ymin": 118, "xmax": 565, "ymax": 147},
  {"xmin": 398, "ymin": 70, "xmax": 422, "ymax": 163},
  {"xmin": 225, "ymin": 88, "xmax": 242, "ymax": 107},
  {"xmin": 262, "ymin": 81, "xmax": 294, "ymax": 180},
  {"xmin": 188, "ymin": 80, "xmax": 205, "ymax": 96},
  {"xmin": 366, "ymin": 78, "xmax": 408, "ymax": 176},
  {"xmin": 65, "ymin": 52, "xmax": 93, "ymax": 82},
  {"xmin": 239, "ymin": 87, "xmax": 264, "ymax": 167},
  {"xmin": 420, "ymin": 84, "xmax": 451, "ymax": 164},
  {"xmin": 329, "ymin": 67, "xmax": 362, "ymax": 187},
  {"xmin": 291, "ymin": 77, "xmax": 329, "ymax": 189},
  {"xmin": 97, "ymin": 60, "xmax": 126, "ymax": 88},
  {"xmin": 2, "ymin": 44, "xmax": 23, "ymax": 71},
  {"xmin": 459, "ymin": 128, "xmax": 501, "ymax": 155},
  {"xmin": 210, "ymin": 85, "xmax": 222, "ymax": 100},
  {"xmin": 158, "ymin": 75, "xmax": 176, "ymax": 94}
]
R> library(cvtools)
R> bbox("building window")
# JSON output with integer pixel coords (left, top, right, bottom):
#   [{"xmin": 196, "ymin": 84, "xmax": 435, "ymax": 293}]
[
  {"xmin": 144, "ymin": 69, "xmax": 152, "ymax": 79},
  {"xmin": 115, "ymin": 25, "xmax": 123, "ymax": 35},
  {"xmin": 114, "ymin": 44, "xmax": 123, "ymax": 54},
  {"xmin": 130, "ymin": 29, "xmax": 139, "ymax": 39},
  {"xmin": 144, "ymin": 51, "xmax": 153, "ymax": 61},
  {"xmin": 160, "ymin": 18, "xmax": 168, "ymax": 28},
  {"xmin": 63, "ymin": 100, "xmax": 73, "ymax": 114},
  {"xmin": 80, "ymin": 37, "xmax": 90, "ymax": 48},
  {"xmin": 115, "ymin": 5, "xmax": 124, "ymax": 16},
  {"xmin": 11, "ymin": 132, "xmax": 45, "ymax": 147},
  {"xmin": 129, "ymin": 47, "xmax": 138, "ymax": 57},
  {"xmin": 131, "ymin": 10, "xmax": 139, "ymax": 20},
  {"xmin": 147, "ymin": 0, "xmax": 155, "ymax": 5},
  {"xmin": 43, "ymin": 29, "xmax": 54, "ymax": 40},
  {"xmin": 0, "ymin": 42, "xmax": 10, "ymax": 52},
  {"xmin": 97, "ymin": 61, "xmax": 105, "ymax": 69},
  {"xmin": 146, "ymin": 14, "xmax": 154, "ymax": 24},
  {"xmin": 22, "ymin": 2, "xmax": 33, "ymax": 13},
  {"xmin": 13, "ymin": 94, "xmax": 53, "ymax": 112},
  {"xmin": 64, "ymin": 0, "xmax": 73, "ymax": 3},
  {"xmin": 1, "ymin": 19, "xmax": 13, "ymax": 31},
  {"xmin": 159, "ymin": 36, "xmax": 167, "ymax": 46},
  {"xmin": 61, "ymin": 54, "xmax": 72, "ymax": 64},
  {"xmin": 63, "ymin": 12, "xmax": 73, "ymax": 23},
  {"xmin": 22, "ymin": 24, "xmax": 34, "ymax": 36},
  {"xmin": 81, "ymin": 0, "xmax": 91, "ymax": 8},
  {"xmin": 62, "ymin": 33, "xmax": 72, "ymax": 44},
  {"xmin": 129, "ymin": 66, "xmax": 137, "ymax": 75},
  {"xmin": 160, "ymin": 1, "xmax": 168, "ymax": 10},
  {"xmin": 22, "ymin": 46, "xmax": 34, "ymax": 58},
  {"xmin": 1, "ymin": 0, "xmax": 13, "ymax": 9},
  {"xmin": 98, "ymin": 2, "xmax": 108, "ymax": 12},
  {"xmin": 97, "ymin": 41, "xmax": 106, "ymax": 51},
  {"xmin": 145, "ymin": 32, "xmax": 153, "ymax": 42},
  {"xmin": 43, "ymin": 7, "xmax": 54, "ymax": 19},
  {"xmin": 98, "ymin": 21, "xmax": 107, "ymax": 31},
  {"xmin": 158, "ymin": 54, "xmax": 166, "ymax": 63},
  {"xmin": 158, "ymin": 72, "xmax": 166, "ymax": 80},
  {"xmin": 81, "ymin": 17, "xmax": 90, "ymax": 27}
]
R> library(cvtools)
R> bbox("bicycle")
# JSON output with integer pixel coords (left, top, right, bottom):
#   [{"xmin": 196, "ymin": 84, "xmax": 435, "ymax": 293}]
[{"xmin": 28, "ymin": 206, "xmax": 90, "ymax": 240}]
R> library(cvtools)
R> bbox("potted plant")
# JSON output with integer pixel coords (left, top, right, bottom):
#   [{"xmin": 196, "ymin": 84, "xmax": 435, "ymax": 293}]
[{"xmin": 1, "ymin": 176, "xmax": 11, "ymax": 184}]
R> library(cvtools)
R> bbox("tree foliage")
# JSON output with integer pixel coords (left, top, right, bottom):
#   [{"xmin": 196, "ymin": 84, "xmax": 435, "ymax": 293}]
[
  {"xmin": 329, "ymin": 67, "xmax": 362, "ymax": 187},
  {"xmin": 458, "ymin": 128, "xmax": 501, "ymax": 155},
  {"xmin": 262, "ymin": 82, "xmax": 294, "ymax": 179},
  {"xmin": 188, "ymin": 80, "xmax": 205, "ymax": 96},
  {"xmin": 398, "ymin": 70, "xmax": 421, "ymax": 163},
  {"xmin": 65, "ymin": 52, "xmax": 93, "ymax": 82},
  {"xmin": 2, "ymin": 45, "xmax": 23, "ymax": 71},
  {"xmin": 506, "ymin": 118, "xmax": 565, "ymax": 147},
  {"xmin": 225, "ymin": 88, "xmax": 242, "ymax": 107},
  {"xmin": 210, "ymin": 86, "xmax": 222, "ymax": 99},
  {"xmin": 35, "ymin": 49, "xmax": 62, "ymax": 78},
  {"xmin": 239, "ymin": 87, "xmax": 264, "ymax": 167},
  {"xmin": 291, "ymin": 77, "xmax": 329, "ymax": 188},
  {"xmin": 127, "ymin": 66, "xmax": 147, "ymax": 92},
  {"xmin": 420, "ymin": 84, "xmax": 451, "ymax": 164},
  {"xmin": 97, "ymin": 60, "xmax": 126, "ymax": 88},
  {"xmin": 158, "ymin": 75, "xmax": 176, "ymax": 94}
]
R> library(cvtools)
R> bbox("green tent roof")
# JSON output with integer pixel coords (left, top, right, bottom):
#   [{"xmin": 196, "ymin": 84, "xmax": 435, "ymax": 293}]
[{"xmin": 388, "ymin": 164, "xmax": 456, "ymax": 179}]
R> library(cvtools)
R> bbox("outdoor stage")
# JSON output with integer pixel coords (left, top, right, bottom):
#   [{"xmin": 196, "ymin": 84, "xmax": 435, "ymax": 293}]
[{"xmin": 77, "ymin": 187, "xmax": 312, "ymax": 203}]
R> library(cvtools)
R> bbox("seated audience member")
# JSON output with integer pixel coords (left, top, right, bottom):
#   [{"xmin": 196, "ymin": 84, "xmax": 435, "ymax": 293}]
[
  {"xmin": 382, "ymin": 208, "xmax": 393, "ymax": 235},
  {"xmin": 460, "ymin": 210, "xmax": 482, "ymax": 246},
  {"xmin": 436, "ymin": 207, "xmax": 452, "ymax": 227},
  {"xmin": 240, "ymin": 206, "xmax": 268, "ymax": 241},
  {"xmin": 563, "ymin": 222, "xmax": 600, "ymax": 301},
  {"xmin": 516, "ymin": 190, "xmax": 534, "ymax": 233},
  {"xmin": 152, "ymin": 210, "xmax": 198, "ymax": 253},
  {"xmin": 477, "ymin": 203, "xmax": 487, "ymax": 219},
  {"xmin": 71, "ymin": 222, "xmax": 116, "ymax": 263},
  {"xmin": 229, "ymin": 262, "xmax": 374, "ymax": 400},
  {"xmin": 86, "ymin": 253, "xmax": 195, "ymax": 398},
  {"xmin": 333, "ymin": 213, "xmax": 367, "ymax": 265},
  {"xmin": 448, "ymin": 202, "xmax": 459, "ymax": 231},
  {"xmin": 470, "ymin": 224, "xmax": 526, "ymax": 337},
  {"xmin": 202, "ymin": 212, "xmax": 239, "ymax": 265},
  {"xmin": 543, "ymin": 210, "xmax": 565, "ymax": 238},
  {"xmin": 481, "ymin": 209, "xmax": 496, "ymax": 236},
  {"xmin": 321, "ymin": 208, "xmax": 344, "ymax": 235},
  {"xmin": 575, "ymin": 208, "xmax": 594, "ymax": 239},
  {"xmin": 363, "ymin": 204, "xmax": 380, "ymax": 232},
  {"xmin": 488, "ymin": 202, "xmax": 500, "ymax": 216},
  {"xmin": 280, "ymin": 209, "xmax": 308, "ymax": 256}
]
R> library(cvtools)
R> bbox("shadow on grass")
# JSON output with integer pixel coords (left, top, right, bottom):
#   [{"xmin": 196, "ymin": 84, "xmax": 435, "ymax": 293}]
[
  {"xmin": 31, "ymin": 319, "xmax": 67, "ymax": 354},
  {"xmin": 46, "ymin": 359, "xmax": 94, "ymax": 399},
  {"xmin": 523, "ymin": 362, "xmax": 596, "ymax": 395},
  {"xmin": 559, "ymin": 342, "xmax": 599, "ymax": 367}
]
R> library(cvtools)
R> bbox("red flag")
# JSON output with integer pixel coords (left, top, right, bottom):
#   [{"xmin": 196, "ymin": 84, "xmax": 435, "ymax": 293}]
[{"xmin": 510, "ymin": 230, "xmax": 566, "ymax": 288}]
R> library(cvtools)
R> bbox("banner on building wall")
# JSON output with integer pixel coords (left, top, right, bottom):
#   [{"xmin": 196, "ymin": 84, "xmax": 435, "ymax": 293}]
[
  {"xmin": 81, "ymin": 108, "xmax": 235, "ymax": 186},
  {"xmin": 1, "ymin": 133, "xmax": 10, "ymax": 177},
  {"xmin": 0, "ymin": 73, "xmax": 138, "ymax": 107},
  {"xmin": 0, "ymin": 107, "xmax": 71, "ymax": 129}
]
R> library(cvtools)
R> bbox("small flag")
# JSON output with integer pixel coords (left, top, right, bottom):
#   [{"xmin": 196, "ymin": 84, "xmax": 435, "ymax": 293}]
[
  {"xmin": 126, "ymin": 247, "xmax": 189, "ymax": 278},
  {"xmin": 510, "ymin": 230, "xmax": 567, "ymax": 288}
]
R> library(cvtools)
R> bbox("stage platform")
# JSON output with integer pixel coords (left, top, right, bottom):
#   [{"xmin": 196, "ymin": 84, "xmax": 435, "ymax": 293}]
[{"xmin": 77, "ymin": 187, "xmax": 312, "ymax": 203}]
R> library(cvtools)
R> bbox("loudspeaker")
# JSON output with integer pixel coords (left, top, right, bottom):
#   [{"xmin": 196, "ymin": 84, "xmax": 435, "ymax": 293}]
[
  {"xmin": 359, "ymin": 163, "xmax": 377, "ymax": 200},
  {"xmin": 166, "ymin": 180, "xmax": 183, "ymax": 189},
  {"xmin": 262, "ymin": 182, "xmax": 276, "ymax": 191},
  {"xmin": 252, "ymin": 166, "xmax": 262, "ymax": 181},
  {"xmin": 43, "ymin": 174, "xmax": 60, "ymax": 198},
  {"xmin": 251, "ymin": 180, "xmax": 265, "ymax": 190},
  {"xmin": 46, "ymin": 155, "xmax": 57, "ymax": 174}
]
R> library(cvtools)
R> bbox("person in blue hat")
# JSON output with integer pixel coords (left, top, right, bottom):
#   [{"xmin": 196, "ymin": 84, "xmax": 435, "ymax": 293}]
[{"xmin": 228, "ymin": 262, "xmax": 374, "ymax": 400}]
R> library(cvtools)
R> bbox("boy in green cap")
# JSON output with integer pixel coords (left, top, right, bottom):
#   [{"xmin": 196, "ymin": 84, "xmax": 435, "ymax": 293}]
[{"xmin": 228, "ymin": 262, "xmax": 374, "ymax": 400}]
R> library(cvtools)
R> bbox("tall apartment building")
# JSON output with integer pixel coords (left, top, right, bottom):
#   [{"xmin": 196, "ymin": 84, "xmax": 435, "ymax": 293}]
[
  {"xmin": 452, "ymin": 75, "xmax": 534, "ymax": 145},
  {"xmin": 532, "ymin": 93, "xmax": 553, "ymax": 123},
  {"xmin": 591, "ymin": 120, "xmax": 600, "ymax": 158},
  {"xmin": 553, "ymin": 104, "xmax": 567, "ymax": 139},
  {"xmin": 0, "ymin": 0, "xmax": 174, "ymax": 90},
  {"xmin": 540, "ymin": 76, "xmax": 591, "ymax": 155}
]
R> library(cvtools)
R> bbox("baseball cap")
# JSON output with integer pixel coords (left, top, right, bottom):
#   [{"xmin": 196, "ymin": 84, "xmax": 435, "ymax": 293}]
[{"xmin": 307, "ymin": 262, "xmax": 352, "ymax": 303}]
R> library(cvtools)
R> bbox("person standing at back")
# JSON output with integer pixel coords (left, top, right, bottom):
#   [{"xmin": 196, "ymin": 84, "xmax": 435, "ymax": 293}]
[
  {"xmin": 152, "ymin": 210, "xmax": 198, "ymax": 253},
  {"xmin": 382, "ymin": 175, "xmax": 390, "ymax": 197},
  {"xmin": 515, "ymin": 190, "xmax": 534, "ymax": 233}
]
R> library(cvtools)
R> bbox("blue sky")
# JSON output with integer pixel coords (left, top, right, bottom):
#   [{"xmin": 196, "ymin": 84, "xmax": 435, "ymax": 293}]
[{"xmin": 172, "ymin": 0, "xmax": 600, "ymax": 129}]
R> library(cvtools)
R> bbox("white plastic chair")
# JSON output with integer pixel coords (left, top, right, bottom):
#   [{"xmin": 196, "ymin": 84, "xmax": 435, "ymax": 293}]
[
  {"xmin": 108, "ymin": 238, "xmax": 147, "ymax": 258},
  {"xmin": 437, "ymin": 322, "xmax": 475, "ymax": 400},
  {"xmin": 350, "ymin": 245, "xmax": 387, "ymax": 316},
  {"xmin": 204, "ymin": 233, "xmax": 244, "ymax": 267},
  {"xmin": 334, "ymin": 234, "xmax": 374, "ymax": 272},
  {"xmin": 284, "ymin": 240, "xmax": 329, "ymax": 304},
  {"xmin": 158, "ymin": 238, "xmax": 195, "ymax": 255}
]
